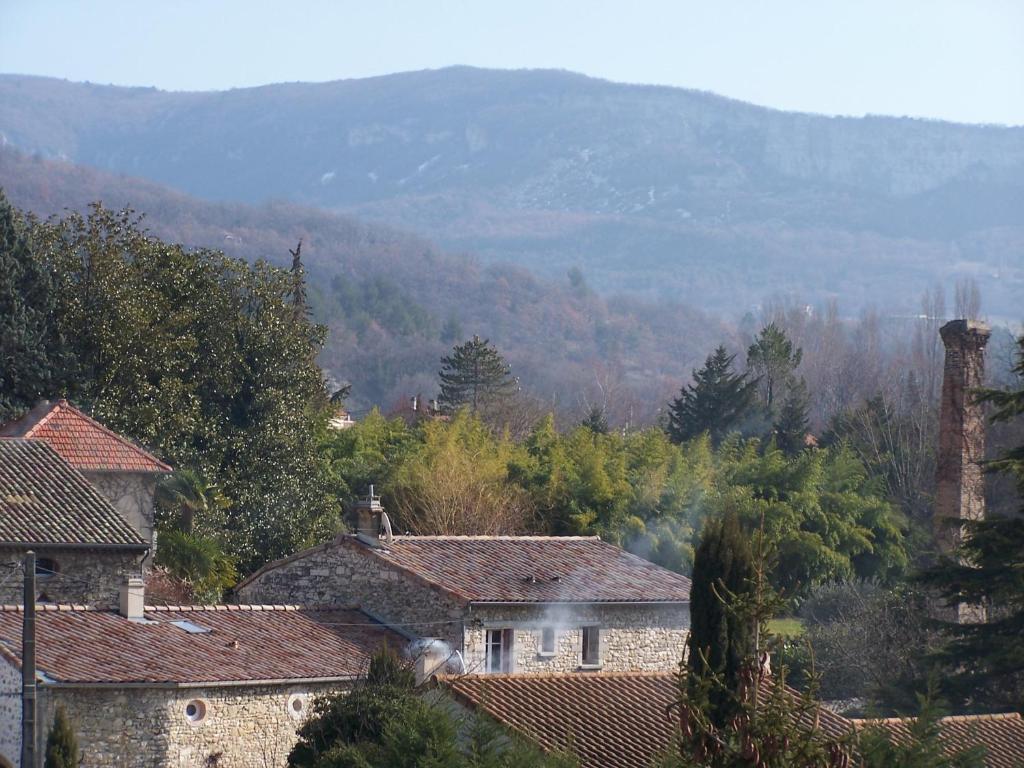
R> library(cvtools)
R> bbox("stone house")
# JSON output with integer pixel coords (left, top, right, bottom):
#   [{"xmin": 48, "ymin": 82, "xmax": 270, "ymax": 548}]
[
  {"xmin": 236, "ymin": 497, "xmax": 692, "ymax": 676},
  {"xmin": 1, "ymin": 399, "xmax": 172, "ymax": 562},
  {"xmin": 0, "ymin": 587, "xmax": 404, "ymax": 768},
  {"xmin": 0, "ymin": 439, "xmax": 150, "ymax": 608}
]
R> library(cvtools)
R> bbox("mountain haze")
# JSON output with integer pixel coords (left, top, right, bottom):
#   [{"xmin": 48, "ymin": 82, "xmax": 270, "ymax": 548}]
[{"xmin": 1, "ymin": 68, "xmax": 1022, "ymax": 319}]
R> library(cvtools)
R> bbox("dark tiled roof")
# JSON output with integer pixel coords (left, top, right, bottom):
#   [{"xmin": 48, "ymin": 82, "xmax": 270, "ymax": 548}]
[
  {"xmin": 0, "ymin": 399, "xmax": 171, "ymax": 473},
  {"xmin": 853, "ymin": 713, "xmax": 1024, "ymax": 768},
  {"xmin": 343, "ymin": 535, "xmax": 692, "ymax": 604},
  {"xmin": 444, "ymin": 673, "xmax": 854, "ymax": 768},
  {"xmin": 0, "ymin": 604, "xmax": 404, "ymax": 685},
  {"xmin": 445, "ymin": 673, "xmax": 680, "ymax": 768},
  {"xmin": 0, "ymin": 440, "xmax": 147, "ymax": 549}
]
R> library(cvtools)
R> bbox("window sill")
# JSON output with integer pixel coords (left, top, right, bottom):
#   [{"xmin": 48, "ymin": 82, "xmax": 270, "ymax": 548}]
[
  {"xmin": 578, "ymin": 663, "xmax": 603, "ymax": 671},
  {"xmin": 537, "ymin": 651, "xmax": 556, "ymax": 658}
]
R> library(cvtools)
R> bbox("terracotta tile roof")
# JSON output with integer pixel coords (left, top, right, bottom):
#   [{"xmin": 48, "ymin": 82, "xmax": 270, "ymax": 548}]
[
  {"xmin": 0, "ymin": 399, "xmax": 171, "ymax": 473},
  {"xmin": 852, "ymin": 713, "xmax": 1024, "ymax": 768},
  {"xmin": 0, "ymin": 439, "xmax": 147, "ymax": 549},
  {"xmin": 0, "ymin": 604, "xmax": 405, "ymax": 685},
  {"xmin": 443, "ymin": 673, "xmax": 855, "ymax": 768},
  {"xmin": 338, "ymin": 535, "xmax": 692, "ymax": 604},
  {"xmin": 445, "ymin": 673, "xmax": 680, "ymax": 768}
]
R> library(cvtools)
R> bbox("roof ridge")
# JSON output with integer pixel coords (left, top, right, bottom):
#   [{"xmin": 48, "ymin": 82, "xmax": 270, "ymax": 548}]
[
  {"xmin": 0, "ymin": 603, "xmax": 100, "ymax": 612},
  {"xmin": 145, "ymin": 603, "xmax": 360, "ymax": 612},
  {"xmin": 388, "ymin": 535, "xmax": 604, "ymax": 541},
  {"xmin": 852, "ymin": 712, "xmax": 1023, "ymax": 724},
  {"xmin": 441, "ymin": 671, "xmax": 676, "ymax": 681}
]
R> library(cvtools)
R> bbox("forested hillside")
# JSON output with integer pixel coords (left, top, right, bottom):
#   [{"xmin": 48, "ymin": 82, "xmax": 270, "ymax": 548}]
[
  {"xmin": 1, "ymin": 68, "xmax": 1022, "ymax": 319},
  {"xmin": 0, "ymin": 147, "xmax": 727, "ymax": 417}
]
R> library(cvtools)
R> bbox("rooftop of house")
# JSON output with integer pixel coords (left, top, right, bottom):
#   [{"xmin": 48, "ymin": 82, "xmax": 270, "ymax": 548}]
[
  {"xmin": 0, "ymin": 604, "xmax": 404, "ymax": 686},
  {"xmin": 0, "ymin": 399, "xmax": 172, "ymax": 474},
  {"xmin": 0, "ymin": 439, "xmax": 148, "ymax": 550},
  {"xmin": 852, "ymin": 712, "xmax": 1024, "ymax": 768},
  {"xmin": 239, "ymin": 534, "xmax": 692, "ymax": 605},
  {"xmin": 445, "ymin": 673, "xmax": 1024, "ymax": 768}
]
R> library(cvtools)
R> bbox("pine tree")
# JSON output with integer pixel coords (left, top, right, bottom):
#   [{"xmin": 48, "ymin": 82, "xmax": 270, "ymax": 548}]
[
  {"xmin": 667, "ymin": 346, "xmax": 756, "ymax": 445},
  {"xmin": 0, "ymin": 189, "xmax": 66, "ymax": 419},
  {"xmin": 686, "ymin": 513, "xmax": 758, "ymax": 728},
  {"xmin": 288, "ymin": 239, "xmax": 308, "ymax": 319},
  {"xmin": 773, "ymin": 378, "xmax": 810, "ymax": 456},
  {"xmin": 580, "ymin": 405, "xmax": 609, "ymax": 434},
  {"xmin": 437, "ymin": 336, "xmax": 518, "ymax": 414},
  {"xmin": 746, "ymin": 323, "xmax": 803, "ymax": 414},
  {"xmin": 44, "ymin": 705, "xmax": 79, "ymax": 768}
]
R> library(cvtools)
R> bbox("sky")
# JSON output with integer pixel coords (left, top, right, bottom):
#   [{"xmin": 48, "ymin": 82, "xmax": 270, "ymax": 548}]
[{"xmin": 1, "ymin": 0, "xmax": 1022, "ymax": 125}]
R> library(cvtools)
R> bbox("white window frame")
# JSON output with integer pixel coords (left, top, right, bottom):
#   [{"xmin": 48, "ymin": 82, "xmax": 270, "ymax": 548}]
[
  {"xmin": 538, "ymin": 626, "xmax": 556, "ymax": 657},
  {"xmin": 485, "ymin": 628, "xmax": 514, "ymax": 674},
  {"xmin": 580, "ymin": 625, "xmax": 601, "ymax": 668}
]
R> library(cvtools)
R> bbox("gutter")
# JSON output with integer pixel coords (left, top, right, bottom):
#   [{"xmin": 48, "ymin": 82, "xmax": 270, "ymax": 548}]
[
  {"xmin": 2, "ymin": 542, "xmax": 149, "ymax": 552},
  {"xmin": 38, "ymin": 675, "xmax": 360, "ymax": 690}
]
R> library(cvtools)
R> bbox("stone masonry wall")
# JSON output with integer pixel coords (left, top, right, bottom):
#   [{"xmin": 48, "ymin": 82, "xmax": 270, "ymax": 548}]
[
  {"xmin": 0, "ymin": 657, "xmax": 19, "ymax": 767},
  {"xmin": 0, "ymin": 548, "xmax": 142, "ymax": 609},
  {"xmin": 237, "ymin": 539, "xmax": 466, "ymax": 649},
  {"xmin": 462, "ymin": 603, "xmax": 689, "ymax": 674},
  {"xmin": 36, "ymin": 682, "xmax": 345, "ymax": 768},
  {"xmin": 84, "ymin": 472, "xmax": 159, "ymax": 564}
]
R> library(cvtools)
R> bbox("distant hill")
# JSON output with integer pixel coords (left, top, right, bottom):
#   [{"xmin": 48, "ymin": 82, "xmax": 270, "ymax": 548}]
[
  {"xmin": 0, "ymin": 147, "xmax": 727, "ymax": 419},
  {"xmin": 1, "ymin": 68, "xmax": 1022, "ymax": 319}
]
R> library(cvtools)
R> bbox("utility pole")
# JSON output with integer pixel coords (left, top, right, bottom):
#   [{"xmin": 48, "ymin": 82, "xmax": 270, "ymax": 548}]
[{"xmin": 21, "ymin": 551, "xmax": 37, "ymax": 768}]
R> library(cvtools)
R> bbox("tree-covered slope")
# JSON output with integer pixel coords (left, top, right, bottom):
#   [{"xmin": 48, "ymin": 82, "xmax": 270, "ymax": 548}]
[{"xmin": 1, "ymin": 67, "xmax": 1022, "ymax": 318}]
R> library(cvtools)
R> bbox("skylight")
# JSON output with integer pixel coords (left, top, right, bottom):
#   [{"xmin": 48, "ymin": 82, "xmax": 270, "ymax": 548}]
[{"xmin": 170, "ymin": 619, "xmax": 211, "ymax": 634}]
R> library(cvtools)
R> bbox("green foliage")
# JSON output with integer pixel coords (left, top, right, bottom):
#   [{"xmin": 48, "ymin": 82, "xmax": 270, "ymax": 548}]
[
  {"xmin": 668, "ymin": 346, "xmax": 757, "ymax": 445},
  {"xmin": 154, "ymin": 530, "xmax": 238, "ymax": 603},
  {"xmin": 155, "ymin": 469, "xmax": 231, "ymax": 535},
  {"xmin": 0, "ymin": 188, "xmax": 67, "ymax": 419},
  {"xmin": 330, "ymin": 274, "xmax": 435, "ymax": 339},
  {"xmin": 289, "ymin": 646, "xmax": 577, "ymax": 768},
  {"xmin": 44, "ymin": 705, "xmax": 79, "ymax": 768},
  {"xmin": 579, "ymin": 404, "xmax": 609, "ymax": 434},
  {"xmin": 773, "ymin": 378, "xmax": 810, "ymax": 456},
  {"xmin": 686, "ymin": 513, "xmax": 758, "ymax": 728},
  {"xmin": 438, "ymin": 335, "xmax": 518, "ymax": 415},
  {"xmin": 30, "ymin": 204, "xmax": 339, "ymax": 572},
  {"xmin": 746, "ymin": 323, "xmax": 803, "ymax": 413}
]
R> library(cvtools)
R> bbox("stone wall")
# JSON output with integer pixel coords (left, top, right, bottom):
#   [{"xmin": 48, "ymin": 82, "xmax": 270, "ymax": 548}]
[
  {"xmin": 0, "ymin": 657, "xmax": 19, "ymax": 767},
  {"xmin": 33, "ymin": 681, "xmax": 346, "ymax": 768},
  {"xmin": 0, "ymin": 548, "xmax": 142, "ymax": 609},
  {"xmin": 84, "ymin": 472, "xmax": 159, "ymax": 563},
  {"xmin": 462, "ymin": 604, "xmax": 689, "ymax": 674},
  {"xmin": 237, "ymin": 539, "xmax": 466, "ymax": 649}
]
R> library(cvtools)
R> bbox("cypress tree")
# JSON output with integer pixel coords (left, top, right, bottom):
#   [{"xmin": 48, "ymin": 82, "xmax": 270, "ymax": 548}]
[
  {"xmin": 0, "ymin": 189, "xmax": 66, "ymax": 419},
  {"xmin": 437, "ymin": 335, "xmax": 517, "ymax": 414},
  {"xmin": 667, "ymin": 346, "xmax": 756, "ymax": 445},
  {"xmin": 44, "ymin": 705, "xmax": 79, "ymax": 768},
  {"xmin": 686, "ymin": 512, "xmax": 757, "ymax": 728}
]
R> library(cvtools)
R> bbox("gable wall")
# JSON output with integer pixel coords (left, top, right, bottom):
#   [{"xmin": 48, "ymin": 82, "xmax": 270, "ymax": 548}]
[
  {"xmin": 0, "ymin": 548, "xmax": 142, "ymax": 609},
  {"xmin": 82, "ymin": 472, "xmax": 158, "ymax": 563},
  {"xmin": 236, "ymin": 542, "xmax": 466, "ymax": 650}
]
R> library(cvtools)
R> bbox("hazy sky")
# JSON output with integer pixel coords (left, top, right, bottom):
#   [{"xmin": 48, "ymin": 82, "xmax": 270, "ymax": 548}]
[{"xmin": 2, "ymin": 0, "xmax": 1022, "ymax": 125}]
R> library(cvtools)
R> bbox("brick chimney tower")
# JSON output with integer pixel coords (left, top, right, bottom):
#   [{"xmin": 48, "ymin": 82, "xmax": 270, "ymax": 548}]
[{"xmin": 934, "ymin": 319, "xmax": 989, "ymax": 621}]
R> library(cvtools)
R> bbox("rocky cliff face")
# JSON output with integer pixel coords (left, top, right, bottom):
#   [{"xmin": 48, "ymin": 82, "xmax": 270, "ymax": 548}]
[{"xmin": 2, "ymin": 67, "xmax": 1022, "ymax": 316}]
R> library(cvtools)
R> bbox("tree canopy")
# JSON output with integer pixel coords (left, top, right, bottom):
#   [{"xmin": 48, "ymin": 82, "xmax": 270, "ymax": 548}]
[
  {"xmin": 668, "ymin": 346, "xmax": 757, "ymax": 445},
  {"xmin": 438, "ymin": 335, "xmax": 518, "ymax": 415}
]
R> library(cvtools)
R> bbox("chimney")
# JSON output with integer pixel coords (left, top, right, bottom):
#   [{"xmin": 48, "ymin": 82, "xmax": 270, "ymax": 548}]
[
  {"xmin": 935, "ymin": 319, "xmax": 990, "ymax": 622},
  {"xmin": 119, "ymin": 577, "xmax": 145, "ymax": 620},
  {"xmin": 352, "ymin": 485, "xmax": 385, "ymax": 540}
]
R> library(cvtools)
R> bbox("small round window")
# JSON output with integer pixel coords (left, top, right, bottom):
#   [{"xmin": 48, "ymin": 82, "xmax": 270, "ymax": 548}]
[
  {"xmin": 287, "ymin": 693, "xmax": 309, "ymax": 720},
  {"xmin": 184, "ymin": 699, "xmax": 207, "ymax": 725}
]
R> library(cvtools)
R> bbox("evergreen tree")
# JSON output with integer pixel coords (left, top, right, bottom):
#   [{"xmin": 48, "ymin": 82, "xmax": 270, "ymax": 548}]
[
  {"xmin": 667, "ymin": 346, "xmax": 756, "ymax": 445},
  {"xmin": 437, "ymin": 336, "xmax": 517, "ymax": 414},
  {"xmin": 746, "ymin": 323, "xmax": 803, "ymax": 413},
  {"xmin": 579, "ymin": 405, "xmax": 609, "ymax": 434},
  {"xmin": 44, "ymin": 705, "xmax": 79, "ymax": 768},
  {"xmin": 289, "ymin": 239, "xmax": 308, "ymax": 319},
  {"xmin": 686, "ymin": 513, "xmax": 758, "ymax": 728},
  {"xmin": 773, "ymin": 378, "xmax": 810, "ymax": 456},
  {"xmin": 0, "ymin": 190, "xmax": 66, "ymax": 419}
]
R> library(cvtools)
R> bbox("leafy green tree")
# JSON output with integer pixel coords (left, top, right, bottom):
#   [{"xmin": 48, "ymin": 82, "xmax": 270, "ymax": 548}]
[
  {"xmin": 154, "ymin": 530, "xmax": 238, "ymax": 603},
  {"xmin": 579, "ymin": 404, "xmax": 609, "ymax": 434},
  {"xmin": 0, "ymin": 190, "xmax": 67, "ymax": 419},
  {"xmin": 686, "ymin": 513, "xmax": 758, "ymax": 728},
  {"xmin": 746, "ymin": 323, "xmax": 803, "ymax": 413},
  {"xmin": 773, "ymin": 378, "xmax": 810, "ymax": 456},
  {"xmin": 44, "ymin": 705, "xmax": 79, "ymax": 768},
  {"xmin": 31, "ymin": 204, "xmax": 338, "ymax": 572},
  {"xmin": 667, "ymin": 346, "xmax": 756, "ymax": 445},
  {"xmin": 437, "ymin": 336, "xmax": 517, "ymax": 415},
  {"xmin": 156, "ymin": 469, "xmax": 231, "ymax": 535},
  {"xmin": 918, "ymin": 333, "xmax": 1024, "ymax": 711}
]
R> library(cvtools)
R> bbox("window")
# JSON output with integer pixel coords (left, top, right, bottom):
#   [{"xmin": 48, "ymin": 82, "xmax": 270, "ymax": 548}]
[
  {"xmin": 287, "ymin": 693, "xmax": 309, "ymax": 721},
  {"xmin": 581, "ymin": 626, "xmax": 601, "ymax": 667},
  {"xmin": 184, "ymin": 699, "xmax": 208, "ymax": 725},
  {"xmin": 539, "ymin": 627, "xmax": 556, "ymax": 656},
  {"xmin": 35, "ymin": 558, "xmax": 59, "ymax": 580},
  {"xmin": 486, "ymin": 628, "xmax": 514, "ymax": 673}
]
